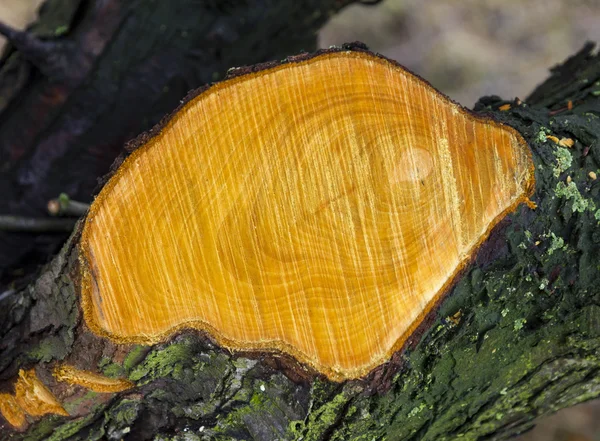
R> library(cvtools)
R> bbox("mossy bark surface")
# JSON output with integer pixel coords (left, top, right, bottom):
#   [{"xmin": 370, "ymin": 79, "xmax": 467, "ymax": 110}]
[{"xmin": 1, "ymin": 39, "xmax": 600, "ymax": 441}]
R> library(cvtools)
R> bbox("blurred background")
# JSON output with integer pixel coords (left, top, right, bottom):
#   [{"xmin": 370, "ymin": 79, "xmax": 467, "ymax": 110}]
[
  {"xmin": 3, "ymin": 0, "xmax": 600, "ymax": 108},
  {"xmin": 320, "ymin": 0, "xmax": 600, "ymax": 106},
  {"xmin": 0, "ymin": 0, "xmax": 599, "ymax": 439}
]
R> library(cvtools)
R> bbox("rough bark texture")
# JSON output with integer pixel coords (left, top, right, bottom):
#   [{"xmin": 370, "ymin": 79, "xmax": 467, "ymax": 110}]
[
  {"xmin": 0, "ymin": 0, "xmax": 359, "ymax": 290},
  {"xmin": 0, "ymin": 11, "xmax": 599, "ymax": 441}
]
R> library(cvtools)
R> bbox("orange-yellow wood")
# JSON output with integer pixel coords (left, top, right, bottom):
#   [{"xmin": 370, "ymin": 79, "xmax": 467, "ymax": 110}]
[
  {"xmin": 0, "ymin": 369, "xmax": 68, "ymax": 429},
  {"xmin": 0, "ymin": 394, "xmax": 26, "ymax": 429},
  {"xmin": 80, "ymin": 51, "xmax": 534, "ymax": 381},
  {"xmin": 53, "ymin": 365, "xmax": 134, "ymax": 393},
  {"xmin": 14, "ymin": 369, "xmax": 67, "ymax": 418}
]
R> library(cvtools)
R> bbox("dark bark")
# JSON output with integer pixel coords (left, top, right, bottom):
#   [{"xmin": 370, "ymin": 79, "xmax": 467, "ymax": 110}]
[
  {"xmin": 0, "ymin": 0, "xmax": 358, "ymax": 290},
  {"xmin": 0, "ymin": 8, "xmax": 599, "ymax": 441}
]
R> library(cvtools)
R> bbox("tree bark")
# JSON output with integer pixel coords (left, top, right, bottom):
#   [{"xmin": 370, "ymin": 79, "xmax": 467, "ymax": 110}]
[
  {"xmin": 0, "ymin": 0, "xmax": 360, "ymax": 289},
  {"xmin": 1, "ymin": 15, "xmax": 600, "ymax": 441}
]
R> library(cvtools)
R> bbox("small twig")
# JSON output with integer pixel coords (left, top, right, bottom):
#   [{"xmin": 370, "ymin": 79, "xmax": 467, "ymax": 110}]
[
  {"xmin": 0, "ymin": 215, "xmax": 76, "ymax": 232},
  {"xmin": 583, "ymin": 145, "xmax": 591, "ymax": 157},
  {"xmin": 548, "ymin": 106, "xmax": 569, "ymax": 116},
  {"xmin": 0, "ymin": 20, "xmax": 71, "ymax": 81},
  {"xmin": 47, "ymin": 193, "xmax": 90, "ymax": 217},
  {"xmin": 548, "ymin": 100, "xmax": 575, "ymax": 116},
  {"xmin": 0, "ymin": 289, "xmax": 15, "ymax": 303}
]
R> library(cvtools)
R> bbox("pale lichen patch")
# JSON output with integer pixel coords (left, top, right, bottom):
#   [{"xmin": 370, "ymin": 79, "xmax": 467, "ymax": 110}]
[
  {"xmin": 553, "ymin": 147, "xmax": 573, "ymax": 177},
  {"xmin": 547, "ymin": 232, "xmax": 567, "ymax": 255},
  {"xmin": 555, "ymin": 181, "xmax": 597, "ymax": 213}
]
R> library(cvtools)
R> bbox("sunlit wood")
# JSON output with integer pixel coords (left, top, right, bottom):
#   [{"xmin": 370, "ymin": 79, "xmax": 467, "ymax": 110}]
[
  {"xmin": 80, "ymin": 50, "xmax": 534, "ymax": 381},
  {"xmin": 14, "ymin": 369, "xmax": 68, "ymax": 418},
  {"xmin": 53, "ymin": 364, "xmax": 134, "ymax": 393},
  {"xmin": 0, "ymin": 394, "xmax": 26, "ymax": 429},
  {"xmin": 0, "ymin": 369, "xmax": 67, "ymax": 428}
]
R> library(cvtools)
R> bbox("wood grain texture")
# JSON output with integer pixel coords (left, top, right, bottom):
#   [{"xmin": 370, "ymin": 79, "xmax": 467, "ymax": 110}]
[
  {"xmin": 0, "ymin": 369, "xmax": 67, "ymax": 428},
  {"xmin": 53, "ymin": 364, "xmax": 134, "ymax": 393},
  {"xmin": 80, "ymin": 50, "xmax": 534, "ymax": 380}
]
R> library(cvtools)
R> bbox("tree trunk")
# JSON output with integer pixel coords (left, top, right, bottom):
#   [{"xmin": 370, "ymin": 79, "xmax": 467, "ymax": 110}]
[
  {"xmin": 0, "ymin": 0, "xmax": 359, "ymax": 289},
  {"xmin": 1, "ymin": 11, "xmax": 600, "ymax": 441}
]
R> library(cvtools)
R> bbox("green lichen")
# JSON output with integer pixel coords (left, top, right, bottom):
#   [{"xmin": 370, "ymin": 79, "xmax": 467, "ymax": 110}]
[
  {"xmin": 45, "ymin": 404, "xmax": 105, "ymax": 441},
  {"xmin": 98, "ymin": 355, "xmax": 125, "ymax": 378},
  {"xmin": 536, "ymin": 127, "xmax": 552, "ymax": 143},
  {"xmin": 553, "ymin": 147, "xmax": 573, "ymax": 177},
  {"xmin": 547, "ymin": 232, "xmax": 566, "ymax": 255},
  {"xmin": 408, "ymin": 402, "xmax": 427, "ymax": 418},
  {"xmin": 555, "ymin": 181, "xmax": 596, "ymax": 213},
  {"xmin": 514, "ymin": 318, "xmax": 527, "ymax": 331}
]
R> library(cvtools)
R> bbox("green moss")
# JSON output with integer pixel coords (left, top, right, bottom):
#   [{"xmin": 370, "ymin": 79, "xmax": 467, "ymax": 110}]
[
  {"xmin": 250, "ymin": 390, "xmax": 265, "ymax": 407},
  {"xmin": 98, "ymin": 352, "xmax": 127, "ymax": 378},
  {"xmin": 129, "ymin": 339, "xmax": 196, "ymax": 383},
  {"xmin": 110, "ymin": 399, "xmax": 140, "ymax": 426},
  {"xmin": 45, "ymin": 405, "xmax": 105, "ymax": 441},
  {"xmin": 316, "ymin": 393, "xmax": 348, "ymax": 426},
  {"xmin": 23, "ymin": 402, "xmax": 106, "ymax": 441},
  {"xmin": 408, "ymin": 402, "xmax": 427, "ymax": 418},
  {"xmin": 288, "ymin": 392, "xmax": 350, "ymax": 441},
  {"xmin": 22, "ymin": 417, "xmax": 61, "ymax": 441},
  {"xmin": 123, "ymin": 345, "xmax": 148, "ymax": 372},
  {"xmin": 102, "ymin": 362, "xmax": 125, "ymax": 378}
]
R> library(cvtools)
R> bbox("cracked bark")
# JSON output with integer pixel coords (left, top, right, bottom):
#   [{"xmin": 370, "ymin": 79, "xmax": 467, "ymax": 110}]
[{"xmin": 0, "ymin": 6, "xmax": 599, "ymax": 441}]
